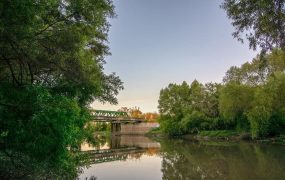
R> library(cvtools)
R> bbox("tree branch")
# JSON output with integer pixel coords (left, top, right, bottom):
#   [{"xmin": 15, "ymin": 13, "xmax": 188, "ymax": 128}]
[{"xmin": 2, "ymin": 55, "xmax": 20, "ymax": 86}]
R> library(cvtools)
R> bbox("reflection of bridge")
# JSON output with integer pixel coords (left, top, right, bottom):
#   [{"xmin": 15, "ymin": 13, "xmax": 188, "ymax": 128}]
[
  {"xmin": 82, "ymin": 147, "xmax": 145, "ymax": 164},
  {"xmin": 91, "ymin": 110, "xmax": 146, "ymax": 133}
]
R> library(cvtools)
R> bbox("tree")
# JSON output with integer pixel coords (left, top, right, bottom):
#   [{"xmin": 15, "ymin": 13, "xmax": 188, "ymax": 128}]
[
  {"xmin": 0, "ymin": 0, "xmax": 123, "ymax": 178},
  {"xmin": 143, "ymin": 112, "xmax": 159, "ymax": 122},
  {"xmin": 189, "ymin": 80, "xmax": 205, "ymax": 113},
  {"xmin": 221, "ymin": 50, "xmax": 285, "ymax": 136},
  {"xmin": 158, "ymin": 81, "xmax": 191, "ymax": 116},
  {"xmin": 158, "ymin": 81, "xmax": 223, "ymax": 136},
  {"xmin": 157, "ymin": 50, "xmax": 285, "ymax": 138},
  {"xmin": 247, "ymin": 88, "xmax": 272, "ymax": 138},
  {"xmin": 266, "ymin": 73, "xmax": 285, "ymax": 134},
  {"xmin": 247, "ymin": 72, "xmax": 285, "ymax": 138},
  {"xmin": 223, "ymin": 49, "xmax": 285, "ymax": 86},
  {"xmin": 158, "ymin": 81, "xmax": 191, "ymax": 136},
  {"xmin": 221, "ymin": 0, "xmax": 285, "ymax": 51},
  {"xmin": 118, "ymin": 106, "xmax": 143, "ymax": 118},
  {"xmin": 180, "ymin": 110, "xmax": 209, "ymax": 133},
  {"xmin": 201, "ymin": 83, "xmax": 221, "ymax": 118},
  {"xmin": 128, "ymin": 107, "xmax": 143, "ymax": 118},
  {"xmin": 118, "ymin": 107, "xmax": 159, "ymax": 121},
  {"xmin": 219, "ymin": 83, "xmax": 255, "ymax": 130},
  {"xmin": 0, "ymin": 0, "xmax": 123, "ymax": 105}
]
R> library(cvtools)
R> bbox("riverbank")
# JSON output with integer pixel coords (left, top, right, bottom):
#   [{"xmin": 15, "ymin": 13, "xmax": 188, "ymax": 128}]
[{"xmin": 146, "ymin": 129, "xmax": 285, "ymax": 145}]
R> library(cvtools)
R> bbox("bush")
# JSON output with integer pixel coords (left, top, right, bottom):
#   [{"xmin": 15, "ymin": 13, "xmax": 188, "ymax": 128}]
[
  {"xmin": 181, "ymin": 111, "xmax": 208, "ymax": 133},
  {"xmin": 268, "ymin": 109, "xmax": 285, "ymax": 136},
  {"xmin": 0, "ymin": 85, "xmax": 91, "ymax": 178},
  {"xmin": 248, "ymin": 106, "xmax": 271, "ymax": 138},
  {"xmin": 159, "ymin": 115, "xmax": 184, "ymax": 136}
]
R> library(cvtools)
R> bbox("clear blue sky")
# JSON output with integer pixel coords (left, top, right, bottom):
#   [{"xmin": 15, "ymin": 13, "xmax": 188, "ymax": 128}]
[{"xmin": 92, "ymin": 0, "xmax": 257, "ymax": 112}]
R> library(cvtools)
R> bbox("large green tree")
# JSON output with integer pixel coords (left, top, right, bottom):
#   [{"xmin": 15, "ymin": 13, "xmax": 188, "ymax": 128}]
[
  {"xmin": 158, "ymin": 81, "xmax": 222, "ymax": 136},
  {"xmin": 0, "ymin": 0, "xmax": 123, "ymax": 105},
  {"xmin": 248, "ymin": 72, "xmax": 285, "ymax": 138},
  {"xmin": 0, "ymin": 0, "xmax": 123, "ymax": 178}
]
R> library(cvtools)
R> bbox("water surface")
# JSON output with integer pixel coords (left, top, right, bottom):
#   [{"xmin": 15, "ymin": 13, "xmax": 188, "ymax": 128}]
[{"xmin": 79, "ymin": 135, "xmax": 285, "ymax": 180}]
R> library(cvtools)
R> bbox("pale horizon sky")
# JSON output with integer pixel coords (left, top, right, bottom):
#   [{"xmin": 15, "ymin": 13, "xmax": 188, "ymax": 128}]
[{"xmin": 92, "ymin": 0, "xmax": 258, "ymax": 112}]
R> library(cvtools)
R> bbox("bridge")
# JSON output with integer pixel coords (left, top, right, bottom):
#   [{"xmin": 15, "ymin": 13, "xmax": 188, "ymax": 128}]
[
  {"xmin": 91, "ymin": 110, "xmax": 147, "ymax": 134},
  {"xmin": 91, "ymin": 110, "xmax": 145, "ymax": 123}
]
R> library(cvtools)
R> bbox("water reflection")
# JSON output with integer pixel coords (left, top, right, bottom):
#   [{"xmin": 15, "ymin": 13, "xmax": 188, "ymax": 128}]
[
  {"xmin": 79, "ymin": 135, "xmax": 161, "ymax": 180},
  {"xmin": 79, "ymin": 136, "xmax": 285, "ymax": 180},
  {"xmin": 160, "ymin": 140, "xmax": 285, "ymax": 180}
]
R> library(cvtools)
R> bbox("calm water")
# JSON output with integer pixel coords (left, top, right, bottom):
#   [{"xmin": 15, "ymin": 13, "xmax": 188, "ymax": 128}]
[{"xmin": 78, "ymin": 135, "xmax": 285, "ymax": 180}]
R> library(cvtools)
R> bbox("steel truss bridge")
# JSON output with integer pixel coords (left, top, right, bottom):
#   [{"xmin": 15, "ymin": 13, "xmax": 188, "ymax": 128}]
[{"xmin": 91, "ymin": 110, "xmax": 145, "ymax": 123}]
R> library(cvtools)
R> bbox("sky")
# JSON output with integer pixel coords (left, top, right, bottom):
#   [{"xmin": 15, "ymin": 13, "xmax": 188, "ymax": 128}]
[{"xmin": 92, "ymin": 0, "xmax": 258, "ymax": 112}]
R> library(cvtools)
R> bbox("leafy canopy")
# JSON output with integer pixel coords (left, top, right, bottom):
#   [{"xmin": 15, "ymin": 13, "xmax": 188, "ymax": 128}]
[
  {"xmin": 222, "ymin": 0, "xmax": 285, "ymax": 51},
  {"xmin": 0, "ymin": 0, "xmax": 123, "ymax": 178}
]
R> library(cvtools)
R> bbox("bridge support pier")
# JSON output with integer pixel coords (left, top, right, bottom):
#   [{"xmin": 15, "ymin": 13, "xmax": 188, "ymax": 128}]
[
  {"xmin": 110, "ymin": 136, "xmax": 121, "ymax": 149},
  {"xmin": 111, "ymin": 123, "xmax": 121, "ymax": 135}
]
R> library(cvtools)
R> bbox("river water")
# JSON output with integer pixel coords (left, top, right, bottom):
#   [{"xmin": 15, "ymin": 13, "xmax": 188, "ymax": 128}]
[{"xmin": 78, "ymin": 135, "xmax": 285, "ymax": 180}]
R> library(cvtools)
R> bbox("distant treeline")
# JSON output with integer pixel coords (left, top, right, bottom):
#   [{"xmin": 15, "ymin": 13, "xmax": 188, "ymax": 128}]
[
  {"xmin": 158, "ymin": 49, "xmax": 285, "ymax": 138},
  {"xmin": 158, "ymin": 0, "xmax": 285, "ymax": 138}
]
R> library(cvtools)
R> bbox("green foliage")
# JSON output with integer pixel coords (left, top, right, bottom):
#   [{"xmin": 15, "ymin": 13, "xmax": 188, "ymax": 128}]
[
  {"xmin": 181, "ymin": 111, "xmax": 209, "ymax": 133},
  {"xmin": 158, "ymin": 81, "xmax": 191, "ymax": 115},
  {"xmin": 158, "ymin": 81, "xmax": 222, "ymax": 136},
  {"xmin": 93, "ymin": 122, "xmax": 110, "ymax": 132},
  {"xmin": 158, "ymin": 49, "xmax": 285, "ymax": 139},
  {"xmin": 0, "ymin": 84, "xmax": 91, "ymax": 178},
  {"xmin": 147, "ymin": 127, "xmax": 162, "ymax": 134},
  {"xmin": 222, "ymin": 0, "xmax": 285, "ymax": 51},
  {"xmin": 269, "ymin": 108, "xmax": 285, "ymax": 135},
  {"xmin": 0, "ymin": 0, "xmax": 123, "ymax": 105},
  {"xmin": 156, "ymin": 1, "xmax": 285, "ymax": 139},
  {"xmin": 219, "ymin": 83, "xmax": 254, "ymax": 130},
  {"xmin": 159, "ymin": 115, "xmax": 184, "ymax": 137},
  {"xmin": 248, "ymin": 107, "xmax": 271, "ymax": 139},
  {"xmin": 247, "ymin": 89, "xmax": 272, "ymax": 138},
  {"xmin": 248, "ymin": 72, "xmax": 285, "ymax": 138},
  {"xmin": 0, "ymin": 0, "xmax": 123, "ymax": 178},
  {"xmin": 223, "ymin": 49, "xmax": 285, "ymax": 86}
]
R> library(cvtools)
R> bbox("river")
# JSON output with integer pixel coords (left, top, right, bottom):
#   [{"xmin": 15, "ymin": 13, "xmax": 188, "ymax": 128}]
[{"xmin": 78, "ymin": 135, "xmax": 285, "ymax": 180}]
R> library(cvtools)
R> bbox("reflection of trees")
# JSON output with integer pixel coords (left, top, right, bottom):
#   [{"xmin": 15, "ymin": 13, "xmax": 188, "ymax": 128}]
[
  {"xmin": 84, "ymin": 134, "xmax": 111, "ymax": 150},
  {"xmin": 80, "ymin": 136, "xmax": 285, "ymax": 179},
  {"xmin": 159, "ymin": 139, "xmax": 285, "ymax": 179}
]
